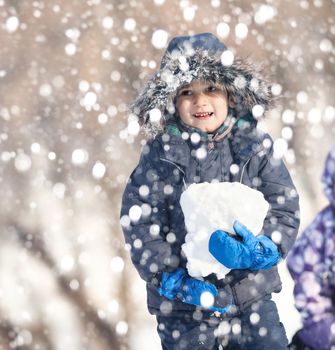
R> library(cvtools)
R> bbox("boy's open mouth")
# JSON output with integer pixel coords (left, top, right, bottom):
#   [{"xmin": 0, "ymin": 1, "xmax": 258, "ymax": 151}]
[{"xmin": 192, "ymin": 112, "xmax": 213, "ymax": 119}]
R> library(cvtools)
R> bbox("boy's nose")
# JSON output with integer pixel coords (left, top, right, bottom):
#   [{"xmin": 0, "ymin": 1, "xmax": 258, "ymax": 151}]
[{"xmin": 193, "ymin": 92, "xmax": 208, "ymax": 106}]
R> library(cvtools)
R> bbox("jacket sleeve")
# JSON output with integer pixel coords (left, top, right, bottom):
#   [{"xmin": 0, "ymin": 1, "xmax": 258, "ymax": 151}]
[
  {"xmin": 256, "ymin": 135, "xmax": 300, "ymax": 257},
  {"xmin": 120, "ymin": 139, "xmax": 178, "ymax": 286},
  {"xmin": 287, "ymin": 212, "xmax": 335, "ymax": 350}
]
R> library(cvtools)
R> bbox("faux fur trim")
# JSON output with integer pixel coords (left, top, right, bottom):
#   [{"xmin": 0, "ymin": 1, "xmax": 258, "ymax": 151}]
[{"xmin": 130, "ymin": 50, "xmax": 275, "ymax": 138}]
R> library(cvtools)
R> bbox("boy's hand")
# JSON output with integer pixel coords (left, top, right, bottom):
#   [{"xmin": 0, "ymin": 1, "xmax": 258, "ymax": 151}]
[
  {"xmin": 208, "ymin": 220, "xmax": 281, "ymax": 270},
  {"xmin": 157, "ymin": 268, "xmax": 234, "ymax": 314}
]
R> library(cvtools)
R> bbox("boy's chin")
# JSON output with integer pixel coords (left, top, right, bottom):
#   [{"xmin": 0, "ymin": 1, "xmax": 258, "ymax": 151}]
[{"xmin": 195, "ymin": 122, "xmax": 222, "ymax": 133}]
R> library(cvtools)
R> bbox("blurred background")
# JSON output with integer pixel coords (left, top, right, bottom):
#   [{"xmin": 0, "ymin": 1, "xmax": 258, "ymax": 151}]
[{"xmin": 0, "ymin": 0, "xmax": 334, "ymax": 349}]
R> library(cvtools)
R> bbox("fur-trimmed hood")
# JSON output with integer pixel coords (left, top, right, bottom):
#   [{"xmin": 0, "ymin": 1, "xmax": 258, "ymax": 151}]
[{"xmin": 130, "ymin": 33, "xmax": 275, "ymax": 137}]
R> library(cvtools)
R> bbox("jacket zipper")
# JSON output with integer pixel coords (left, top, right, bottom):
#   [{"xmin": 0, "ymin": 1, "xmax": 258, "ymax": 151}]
[
  {"xmin": 239, "ymin": 157, "xmax": 252, "ymax": 183},
  {"xmin": 207, "ymin": 134, "xmax": 215, "ymax": 152}
]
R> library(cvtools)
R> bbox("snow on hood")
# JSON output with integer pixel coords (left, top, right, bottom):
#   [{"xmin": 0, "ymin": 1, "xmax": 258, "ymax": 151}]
[
  {"xmin": 130, "ymin": 32, "xmax": 275, "ymax": 137},
  {"xmin": 322, "ymin": 145, "xmax": 335, "ymax": 204}
]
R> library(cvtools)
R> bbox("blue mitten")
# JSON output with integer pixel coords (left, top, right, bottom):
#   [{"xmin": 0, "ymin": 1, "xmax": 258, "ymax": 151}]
[
  {"xmin": 209, "ymin": 220, "xmax": 281, "ymax": 270},
  {"xmin": 157, "ymin": 268, "xmax": 234, "ymax": 314}
]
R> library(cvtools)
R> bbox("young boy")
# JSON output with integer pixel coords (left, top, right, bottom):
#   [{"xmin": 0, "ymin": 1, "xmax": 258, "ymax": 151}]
[{"xmin": 120, "ymin": 33, "xmax": 300, "ymax": 349}]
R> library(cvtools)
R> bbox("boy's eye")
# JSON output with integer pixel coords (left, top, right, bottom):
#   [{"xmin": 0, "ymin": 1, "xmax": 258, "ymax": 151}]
[
  {"xmin": 206, "ymin": 86, "xmax": 218, "ymax": 93},
  {"xmin": 179, "ymin": 90, "xmax": 192, "ymax": 96}
]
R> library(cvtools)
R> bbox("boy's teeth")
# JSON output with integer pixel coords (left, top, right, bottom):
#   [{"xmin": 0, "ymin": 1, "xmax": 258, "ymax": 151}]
[{"xmin": 194, "ymin": 112, "xmax": 212, "ymax": 117}]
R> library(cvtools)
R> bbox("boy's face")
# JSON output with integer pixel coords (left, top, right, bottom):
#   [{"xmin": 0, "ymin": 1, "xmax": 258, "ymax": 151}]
[{"xmin": 176, "ymin": 80, "xmax": 229, "ymax": 133}]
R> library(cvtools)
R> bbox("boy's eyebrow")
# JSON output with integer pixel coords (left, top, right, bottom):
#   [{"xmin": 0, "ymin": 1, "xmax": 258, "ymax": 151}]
[
  {"xmin": 177, "ymin": 82, "xmax": 226, "ymax": 94},
  {"xmin": 178, "ymin": 84, "xmax": 191, "ymax": 90}
]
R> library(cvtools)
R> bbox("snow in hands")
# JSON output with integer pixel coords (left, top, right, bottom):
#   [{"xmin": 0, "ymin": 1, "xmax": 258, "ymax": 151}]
[{"xmin": 180, "ymin": 182, "xmax": 269, "ymax": 279}]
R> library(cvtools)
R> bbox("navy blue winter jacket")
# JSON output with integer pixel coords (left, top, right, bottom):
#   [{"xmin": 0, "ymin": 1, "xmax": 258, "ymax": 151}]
[
  {"xmin": 121, "ymin": 32, "xmax": 300, "ymax": 316},
  {"xmin": 120, "ymin": 118, "xmax": 300, "ymax": 316}
]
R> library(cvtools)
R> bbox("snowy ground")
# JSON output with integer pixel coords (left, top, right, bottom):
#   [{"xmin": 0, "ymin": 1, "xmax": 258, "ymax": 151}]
[{"xmin": 273, "ymin": 262, "xmax": 302, "ymax": 339}]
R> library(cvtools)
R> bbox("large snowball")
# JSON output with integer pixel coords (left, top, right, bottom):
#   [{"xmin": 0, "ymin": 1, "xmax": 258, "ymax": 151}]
[{"xmin": 180, "ymin": 182, "xmax": 269, "ymax": 279}]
